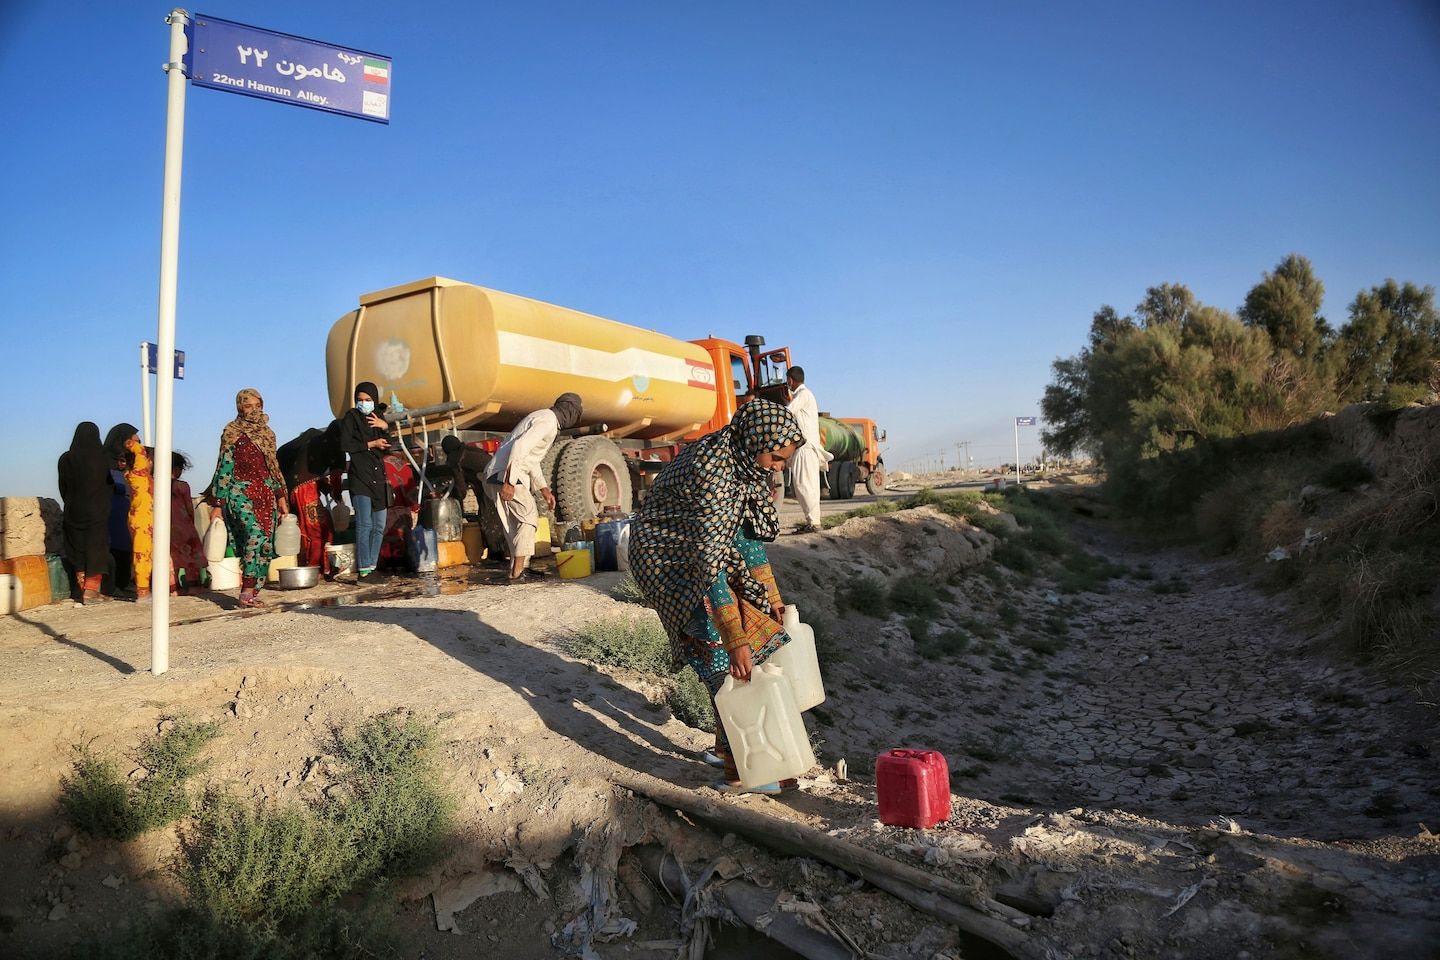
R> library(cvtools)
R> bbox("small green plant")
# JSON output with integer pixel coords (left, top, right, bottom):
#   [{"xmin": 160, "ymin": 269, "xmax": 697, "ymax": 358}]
[
  {"xmin": 666, "ymin": 669, "xmax": 715, "ymax": 732},
  {"xmin": 184, "ymin": 712, "xmax": 453, "ymax": 931},
  {"xmin": 917, "ymin": 628, "xmax": 971, "ymax": 659},
  {"xmin": 822, "ymin": 499, "xmax": 905, "ymax": 528},
  {"xmin": 60, "ymin": 718, "xmax": 219, "ymax": 841},
  {"xmin": 992, "ymin": 541, "xmax": 1037, "ymax": 574},
  {"xmin": 839, "ymin": 575, "xmax": 890, "ymax": 615},
  {"xmin": 563, "ymin": 616, "xmax": 671, "ymax": 674},
  {"xmin": 889, "ymin": 578, "xmax": 942, "ymax": 617},
  {"xmin": 611, "ymin": 575, "xmax": 649, "ymax": 605}
]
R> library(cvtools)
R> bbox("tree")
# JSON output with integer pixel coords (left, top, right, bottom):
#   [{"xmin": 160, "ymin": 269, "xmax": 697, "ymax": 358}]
[
  {"xmin": 1135, "ymin": 283, "xmax": 1196, "ymax": 329},
  {"xmin": 1239, "ymin": 254, "xmax": 1328, "ymax": 360},
  {"xmin": 1334, "ymin": 280, "xmax": 1440, "ymax": 401}
]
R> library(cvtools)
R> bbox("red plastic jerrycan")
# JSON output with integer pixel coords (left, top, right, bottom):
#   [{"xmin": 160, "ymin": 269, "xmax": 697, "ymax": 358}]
[{"xmin": 876, "ymin": 749, "xmax": 952, "ymax": 829}]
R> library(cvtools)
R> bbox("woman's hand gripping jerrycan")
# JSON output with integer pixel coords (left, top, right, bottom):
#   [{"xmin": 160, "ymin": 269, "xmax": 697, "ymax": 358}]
[
  {"xmin": 766, "ymin": 605, "xmax": 826, "ymax": 712},
  {"xmin": 876, "ymin": 749, "xmax": 952, "ymax": 829},
  {"xmin": 714, "ymin": 663, "xmax": 816, "ymax": 789}
]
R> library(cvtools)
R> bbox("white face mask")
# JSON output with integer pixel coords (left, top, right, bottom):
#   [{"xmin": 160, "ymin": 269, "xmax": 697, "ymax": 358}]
[{"xmin": 357, "ymin": 400, "xmax": 375, "ymax": 415}]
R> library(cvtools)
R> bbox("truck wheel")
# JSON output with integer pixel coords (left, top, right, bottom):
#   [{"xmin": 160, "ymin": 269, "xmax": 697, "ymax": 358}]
[
  {"xmin": 866, "ymin": 462, "xmax": 887, "ymax": 496},
  {"xmin": 556, "ymin": 436, "xmax": 633, "ymax": 521},
  {"xmin": 825, "ymin": 462, "xmax": 844, "ymax": 501},
  {"xmin": 541, "ymin": 438, "xmax": 570, "ymax": 491},
  {"xmin": 479, "ymin": 492, "xmax": 508, "ymax": 560},
  {"xmin": 839, "ymin": 462, "xmax": 859, "ymax": 499}
]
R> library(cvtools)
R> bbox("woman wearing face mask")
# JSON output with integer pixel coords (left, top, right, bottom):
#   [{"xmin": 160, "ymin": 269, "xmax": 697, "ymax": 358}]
[
  {"xmin": 206, "ymin": 388, "xmax": 289, "ymax": 607},
  {"xmin": 339, "ymin": 381, "xmax": 391, "ymax": 582},
  {"xmin": 630, "ymin": 399, "xmax": 806, "ymax": 794}
]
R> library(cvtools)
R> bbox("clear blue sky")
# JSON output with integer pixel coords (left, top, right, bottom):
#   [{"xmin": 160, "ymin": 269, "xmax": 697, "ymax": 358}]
[{"xmin": 3, "ymin": 0, "xmax": 1438, "ymax": 496}]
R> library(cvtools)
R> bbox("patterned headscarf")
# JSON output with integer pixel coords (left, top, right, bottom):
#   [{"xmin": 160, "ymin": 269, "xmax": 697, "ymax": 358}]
[
  {"xmin": 630, "ymin": 399, "xmax": 803, "ymax": 664},
  {"xmin": 217, "ymin": 388, "xmax": 284, "ymax": 485}
]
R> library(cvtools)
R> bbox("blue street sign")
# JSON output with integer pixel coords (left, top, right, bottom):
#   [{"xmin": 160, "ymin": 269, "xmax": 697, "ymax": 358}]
[
  {"xmin": 145, "ymin": 342, "xmax": 186, "ymax": 380},
  {"xmin": 1015, "ymin": 416, "xmax": 1037, "ymax": 426},
  {"xmin": 186, "ymin": 14, "xmax": 391, "ymax": 124}
]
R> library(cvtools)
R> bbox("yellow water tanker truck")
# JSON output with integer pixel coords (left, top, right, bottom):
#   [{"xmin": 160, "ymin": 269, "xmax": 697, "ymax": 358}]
[{"xmin": 325, "ymin": 277, "xmax": 800, "ymax": 521}]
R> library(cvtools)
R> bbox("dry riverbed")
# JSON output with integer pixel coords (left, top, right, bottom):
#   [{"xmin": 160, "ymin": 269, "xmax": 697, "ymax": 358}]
[{"xmin": 0, "ymin": 497, "xmax": 1436, "ymax": 959}]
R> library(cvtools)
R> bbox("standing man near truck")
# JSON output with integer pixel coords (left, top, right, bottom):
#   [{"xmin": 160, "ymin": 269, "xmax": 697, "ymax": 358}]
[
  {"xmin": 481, "ymin": 393, "xmax": 583, "ymax": 582},
  {"xmin": 786, "ymin": 366, "xmax": 829, "ymax": 533}
]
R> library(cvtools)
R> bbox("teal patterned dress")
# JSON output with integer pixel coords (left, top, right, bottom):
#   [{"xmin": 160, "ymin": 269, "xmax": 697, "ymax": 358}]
[{"xmin": 211, "ymin": 436, "xmax": 282, "ymax": 589}]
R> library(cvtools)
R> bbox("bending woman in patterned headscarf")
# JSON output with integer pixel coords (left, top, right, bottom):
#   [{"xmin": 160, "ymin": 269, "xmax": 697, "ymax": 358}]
[
  {"xmin": 206, "ymin": 388, "xmax": 289, "ymax": 607},
  {"xmin": 630, "ymin": 399, "xmax": 805, "ymax": 794}
]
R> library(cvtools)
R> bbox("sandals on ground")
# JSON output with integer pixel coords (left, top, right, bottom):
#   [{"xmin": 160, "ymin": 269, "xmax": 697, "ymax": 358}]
[{"xmin": 238, "ymin": 591, "xmax": 266, "ymax": 608}]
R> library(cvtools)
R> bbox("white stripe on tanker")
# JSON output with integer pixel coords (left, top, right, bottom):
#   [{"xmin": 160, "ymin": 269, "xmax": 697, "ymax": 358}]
[{"xmin": 495, "ymin": 331, "xmax": 715, "ymax": 388}]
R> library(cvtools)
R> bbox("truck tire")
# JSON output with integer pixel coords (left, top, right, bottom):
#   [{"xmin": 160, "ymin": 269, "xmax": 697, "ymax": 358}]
[
  {"xmin": 866, "ymin": 461, "xmax": 887, "ymax": 496},
  {"xmin": 827, "ymin": 461, "xmax": 858, "ymax": 500},
  {"xmin": 556, "ymin": 436, "xmax": 633, "ymax": 521},
  {"xmin": 479, "ymin": 491, "xmax": 508, "ymax": 560},
  {"xmin": 541, "ymin": 438, "xmax": 570, "ymax": 491},
  {"xmin": 840, "ymin": 461, "xmax": 858, "ymax": 499}
]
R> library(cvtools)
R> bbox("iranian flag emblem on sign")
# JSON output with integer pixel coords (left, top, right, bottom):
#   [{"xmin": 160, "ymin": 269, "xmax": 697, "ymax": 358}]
[{"xmin": 363, "ymin": 58, "xmax": 389, "ymax": 84}]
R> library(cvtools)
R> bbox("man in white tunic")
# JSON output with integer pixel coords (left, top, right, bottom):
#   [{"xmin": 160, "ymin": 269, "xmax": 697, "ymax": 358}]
[
  {"xmin": 785, "ymin": 366, "xmax": 828, "ymax": 533},
  {"xmin": 482, "ymin": 393, "xmax": 583, "ymax": 581}
]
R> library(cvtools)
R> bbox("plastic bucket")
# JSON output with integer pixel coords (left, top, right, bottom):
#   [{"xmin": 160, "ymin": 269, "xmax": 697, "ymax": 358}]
[
  {"xmin": 595, "ymin": 519, "xmax": 630, "ymax": 572},
  {"xmin": 325, "ymin": 543, "xmax": 356, "ymax": 576},
  {"xmin": 209, "ymin": 557, "xmax": 242, "ymax": 591},
  {"xmin": 556, "ymin": 548, "xmax": 592, "ymax": 579}
]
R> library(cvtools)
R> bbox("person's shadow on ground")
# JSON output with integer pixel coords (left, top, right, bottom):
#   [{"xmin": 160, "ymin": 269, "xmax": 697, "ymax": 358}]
[{"xmin": 296, "ymin": 599, "xmax": 708, "ymax": 786}]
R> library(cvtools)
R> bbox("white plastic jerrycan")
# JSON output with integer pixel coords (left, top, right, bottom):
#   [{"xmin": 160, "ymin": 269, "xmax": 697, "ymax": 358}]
[
  {"xmin": 193, "ymin": 500, "xmax": 211, "ymax": 540},
  {"xmin": 715, "ymin": 663, "xmax": 816, "ymax": 788},
  {"xmin": 768, "ymin": 604, "xmax": 826, "ymax": 712},
  {"xmin": 202, "ymin": 516, "xmax": 229, "ymax": 562},
  {"xmin": 274, "ymin": 514, "xmax": 302, "ymax": 557}
]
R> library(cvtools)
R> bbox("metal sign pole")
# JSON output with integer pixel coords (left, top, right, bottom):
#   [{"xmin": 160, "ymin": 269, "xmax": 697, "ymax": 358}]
[
  {"xmin": 140, "ymin": 343, "xmax": 152, "ymax": 446},
  {"xmin": 1013, "ymin": 419, "xmax": 1020, "ymax": 486},
  {"xmin": 151, "ymin": 8, "xmax": 189, "ymax": 676}
]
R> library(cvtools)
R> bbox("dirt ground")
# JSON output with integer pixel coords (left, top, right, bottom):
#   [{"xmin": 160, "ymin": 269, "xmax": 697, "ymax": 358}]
[{"xmin": 1, "ymin": 491, "xmax": 1437, "ymax": 959}]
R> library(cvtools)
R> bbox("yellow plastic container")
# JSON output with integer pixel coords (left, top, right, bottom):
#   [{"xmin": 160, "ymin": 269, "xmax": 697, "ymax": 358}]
[
  {"xmin": 0, "ymin": 556, "xmax": 50, "ymax": 610},
  {"xmin": 555, "ymin": 548, "xmax": 592, "ymax": 579},
  {"xmin": 266, "ymin": 554, "xmax": 298, "ymax": 584},
  {"xmin": 436, "ymin": 540, "xmax": 468, "ymax": 569},
  {"xmin": 534, "ymin": 516, "xmax": 553, "ymax": 557}
]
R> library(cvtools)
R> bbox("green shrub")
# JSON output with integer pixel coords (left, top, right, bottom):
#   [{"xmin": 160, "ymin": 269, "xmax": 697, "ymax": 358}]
[
  {"xmin": 904, "ymin": 614, "xmax": 932, "ymax": 646},
  {"xmin": 667, "ymin": 670, "xmax": 716, "ymax": 732},
  {"xmin": 563, "ymin": 616, "xmax": 671, "ymax": 674},
  {"xmin": 917, "ymin": 629, "xmax": 972, "ymax": 659},
  {"xmin": 889, "ymin": 578, "xmax": 942, "ymax": 617},
  {"xmin": 822, "ymin": 499, "xmax": 905, "ymax": 528},
  {"xmin": 839, "ymin": 576, "xmax": 890, "ymax": 615},
  {"xmin": 611, "ymin": 575, "xmax": 649, "ymax": 605},
  {"xmin": 183, "ymin": 713, "xmax": 452, "ymax": 931},
  {"xmin": 992, "ymin": 541, "xmax": 1037, "ymax": 574},
  {"xmin": 966, "ymin": 512, "xmax": 1012, "ymax": 537},
  {"xmin": 61, "ymin": 718, "xmax": 218, "ymax": 841}
]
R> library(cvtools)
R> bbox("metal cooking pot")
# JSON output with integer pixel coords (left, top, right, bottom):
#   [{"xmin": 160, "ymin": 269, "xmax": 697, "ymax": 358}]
[{"xmin": 277, "ymin": 565, "xmax": 320, "ymax": 589}]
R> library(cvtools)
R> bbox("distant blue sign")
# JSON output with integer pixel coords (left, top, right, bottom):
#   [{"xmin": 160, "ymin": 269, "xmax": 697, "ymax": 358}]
[
  {"xmin": 1015, "ymin": 416, "xmax": 1037, "ymax": 426},
  {"xmin": 186, "ymin": 14, "xmax": 391, "ymax": 124},
  {"xmin": 145, "ymin": 342, "xmax": 186, "ymax": 380}
]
